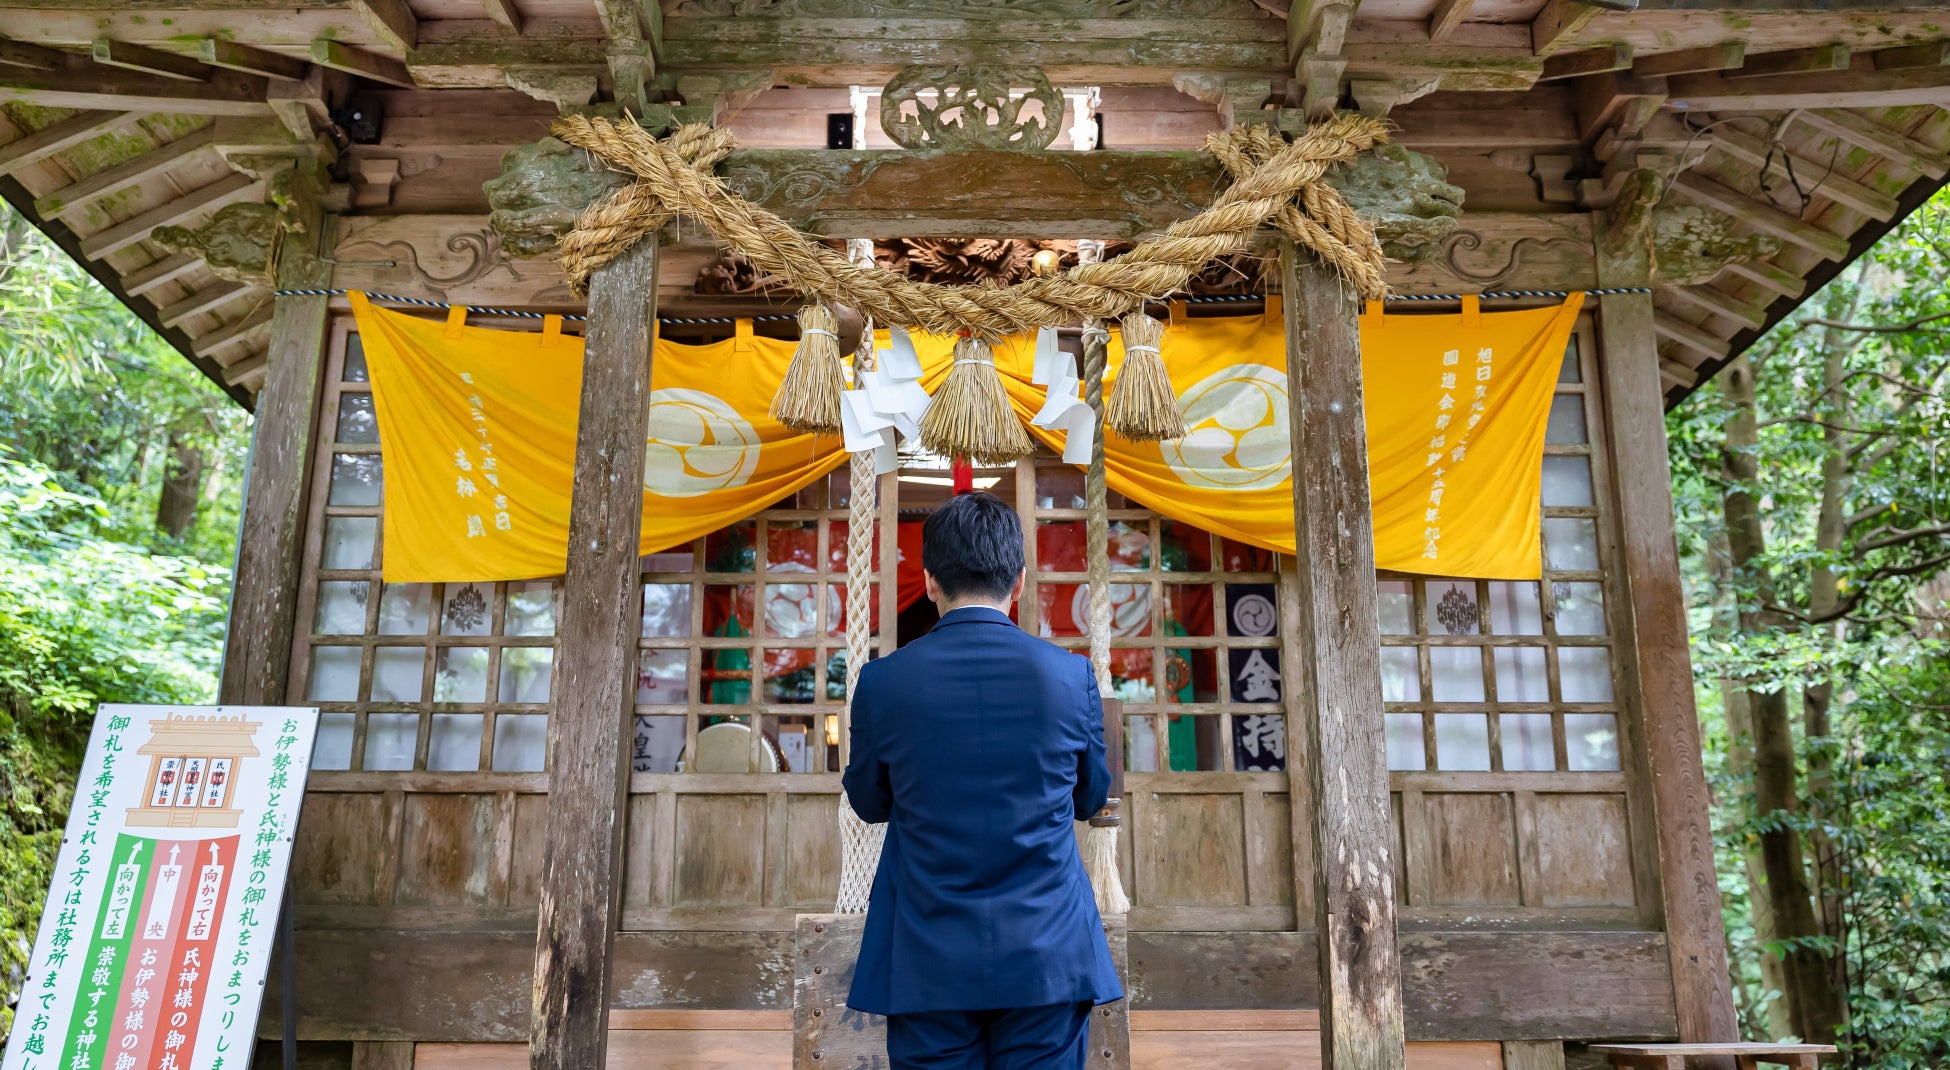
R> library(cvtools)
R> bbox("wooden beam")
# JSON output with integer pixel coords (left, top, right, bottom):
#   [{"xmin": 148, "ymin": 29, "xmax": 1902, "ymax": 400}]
[
  {"xmin": 77, "ymin": 171, "xmax": 262, "ymax": 260},
  {"xmin": 1796, "ymin": 107, "xmax": 1950, "ymax": 179},
  {"xmin": 1660, "ymin": 356, "xmax": 1701, "ymax": 390},
  {"xmin": 1591, "ymin": 274, "xmax": 1739, "ymax": 1053},
  {"xmin": 1575, "ymin": 70, "xmax": 1667, "ymax": 143},
  {"xmin": 0, "ymin": 61, "xmax": 271, "ymax": 116},
  {"xmin": 1707, "ymin": 125, "xmax": 1898, "ymax": 221},
  {"xmin": 1669, "ymin": 172, "xmax": 1851, "ymax": 261},
  {"xmin": 1870, "ymin": 41, "xmax": 1950, "ymax": 72},
  {"xmin": 354, "ymin": 0, "xmax": 419, "ymax": 53},
  {"xmin": 310, "ymin": 39, "xmax": 415, "ymax": 88},
  {"xmin": 221, "ymin": 348, "xmax": 268, "ymax": 389},
  {"xmin": 0, "ymin": 38, "xmax": 66, "ymax": 71},
  {"xmin": 218, "ymin": 205, "xmax": 331, "ymax": 703},
  {"xmin": 1723, "ymin": 258, "xmax": 1805, "ymax": 300},
  {"xmin": 1347, "ymin": 42, "xmax": 1542, "ymax": 92},
  {"xmin": 1427, "ymin": 0, "xmax": 1475, "ymax": 42},
  {"xmin": 1280, "ymin": 243, "xmax": 1406, "ymax": 1070},
  {"xmin": 122, "ymin": 251, "xmax": 203, "ymax": 297},
  {"xmin": 1504, "ymin": 1041, "xmax": 1565, "ymax": 1070},
  {"xmin": 0, "ymin": 109, "xmax": 136, "ymax": 176},
  {"xmin": 481, "ymin": 0, "xmax": 524, "ymax": 35},
  {"xmin": 1732, "ymin": 44, "xmax": 1850, "ymax": 79},
  {"xmin": 33, "ymin": 124, "xmax": 215, "ymax": 221},
  {"xmin": 198, "ymin": 38, "xmax": 311, "ymax": 81},
  {"xmin": 193, "ymin": 303, "xmax": 273, "ymax": 357},
  {"xmin": 1530, "ymin": 0, "xmax": 1606, "ymax": 58},
  {"xmin": 1652, "ymin": 312, "xmax": 1732, "ymax": 358},
  {"xmin": 660, "ymin": 22, "xmax": 1284, "ymax": 86},
  {"xmin": 530, "ymin": 236, "xmax": 659, "ymax": 1070},
  {"xmin": 351, "ymin": 1041, "xmax": 416, "ymax": 1070},
  {"xmin": 1663, "ymin": 284, "xmax": 1768, "ymax": 331},
  {"xmin": 91, "ymin": 39, "xmax": 212, "ymax": 82},
  {"xmin": 1664, "ymin": 55, "xmax": 1950, "ymax": 112},
  {"xmin": 1632, "ymin": 41, "xmax": 1743, "ymax": 78},
  {"xmin": 719, "ymin": 148, "xmax": 1230, "ymax": 238},
  {"xmin": 158, "ymin": 279, "xmax": 253, "ymax": 328},
  {"xmin": 1540, "ymin": 44, "xmax": 1632, "ymax": 81}
]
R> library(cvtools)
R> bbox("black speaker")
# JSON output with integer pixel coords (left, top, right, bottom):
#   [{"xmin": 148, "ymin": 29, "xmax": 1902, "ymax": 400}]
[{"xmin": 827, "ymin": 113, "xmax": 854, "ymax": 150}]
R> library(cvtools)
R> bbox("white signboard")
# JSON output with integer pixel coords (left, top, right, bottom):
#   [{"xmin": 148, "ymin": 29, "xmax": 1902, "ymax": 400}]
[{"xmin": 2, "ymin": 705, "xmax": 317, "ymax": 1070}]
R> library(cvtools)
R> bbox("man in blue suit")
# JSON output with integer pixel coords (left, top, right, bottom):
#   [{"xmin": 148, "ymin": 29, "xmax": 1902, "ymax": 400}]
[{"xmin": 842, "ymin": 490, "xmax": 1124, "ymax": 1069}]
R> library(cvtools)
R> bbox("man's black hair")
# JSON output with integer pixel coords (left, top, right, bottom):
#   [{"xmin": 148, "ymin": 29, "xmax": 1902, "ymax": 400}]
[{"xmin": 921, "ymin": 490, "xmax": 1025, "ymax": 602}]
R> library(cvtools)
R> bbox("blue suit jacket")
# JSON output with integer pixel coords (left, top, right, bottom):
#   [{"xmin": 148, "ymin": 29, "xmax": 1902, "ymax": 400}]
[{"xmin": 841, "ymin": 605, "xmax": 1124, "ymax": 1015}]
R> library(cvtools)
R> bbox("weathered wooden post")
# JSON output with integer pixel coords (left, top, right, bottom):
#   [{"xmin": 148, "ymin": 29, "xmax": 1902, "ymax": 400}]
[
  {"xmin": 528, "ymin": 232, "xmax": 659, "ymax": 1069},
  {"xmin": 1280, "ymin": 241, "xmax": 1407, "ymax": 1070},
  {"xmin": 477, "ymin": 124, "xmax": 664, "ymax": 1067},
  {"xmin": 218, "ymin": 158, "xmax": 331, "ymax": 707},
  {"xmin": 1593, "ymin": 177, "xmax": 1741, "ymax": 1063}
]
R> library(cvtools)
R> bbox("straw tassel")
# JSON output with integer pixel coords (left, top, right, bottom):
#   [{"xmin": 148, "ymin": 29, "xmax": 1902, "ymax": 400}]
[
  {"xmin": 769, "ymin": 304, "xmax": 846, "ymax": 434},
  {"xmin": 919, "ymin": 336, "xmax": 1034, "ymax": 465},
  {"xmin": 1106, "ymin": 311, "xmax": 1185, "ymax": 442},
  {"xmin": 1085, "ymin": 801, "xmax": 1130, "ymax": 916}
]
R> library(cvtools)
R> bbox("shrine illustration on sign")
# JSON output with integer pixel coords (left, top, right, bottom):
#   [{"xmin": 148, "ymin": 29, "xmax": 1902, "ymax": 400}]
[{"xmin": 1, "ymin": 707, "xmax": 317, "ymax": 1070}]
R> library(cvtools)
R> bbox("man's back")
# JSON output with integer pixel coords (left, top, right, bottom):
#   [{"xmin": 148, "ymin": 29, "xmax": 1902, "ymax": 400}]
[{"xmin": 842, "ymin": 605, "xmax": 1124, "ymax": 1016}]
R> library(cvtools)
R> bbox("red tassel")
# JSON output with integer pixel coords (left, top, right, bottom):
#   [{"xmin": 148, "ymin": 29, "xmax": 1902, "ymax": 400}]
[{"xmin": 951, "ymin": 457, "xmax": 974, "ymax": 495}]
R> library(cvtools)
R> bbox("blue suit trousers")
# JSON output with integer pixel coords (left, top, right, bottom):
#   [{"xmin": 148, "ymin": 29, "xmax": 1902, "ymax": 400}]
[{"xmin": 886, "ymin": 1001, "xmax": 1095, "ymax": 1070}]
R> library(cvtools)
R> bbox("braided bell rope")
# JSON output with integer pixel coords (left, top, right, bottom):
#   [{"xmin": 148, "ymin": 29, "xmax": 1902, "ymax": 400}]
[
  {"xmin": 551, "ymin": 115, "xmax": 1391, "ymax": 330},
  {"xmin": 836, "ymin": 239, "xmax": 888, "ymax": 915},
  {"xmin": 1075, "ymin": 238, "xmax": 1129, "ymax": 916}
]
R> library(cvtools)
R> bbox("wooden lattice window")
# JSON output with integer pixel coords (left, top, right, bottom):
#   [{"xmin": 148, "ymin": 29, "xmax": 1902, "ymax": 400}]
[
  {"xmin": 294, "ymin": 324, "xmax": 563, "ymax": 774},
  {"xmin": 1013, "ymin": 454, "xmax": 1288, "ymax": 774},
  {"xmin": 1378, "ymin": 322, "xmax": 1624, "ymax": 774},
  {"xmin": 634, "ymin": 473, "xmax": 885, "ymax": 776}
]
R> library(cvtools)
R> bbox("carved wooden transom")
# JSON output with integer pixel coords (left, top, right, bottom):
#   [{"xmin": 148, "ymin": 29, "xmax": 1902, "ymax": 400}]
[{"xmin": 879, "ymin": 65, "xmax": 1063, "ymax": 152}]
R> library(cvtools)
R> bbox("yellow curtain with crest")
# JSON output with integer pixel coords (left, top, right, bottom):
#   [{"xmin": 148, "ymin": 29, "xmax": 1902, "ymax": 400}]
[{"xmin": 351, "ymin": 291, "xmax": 1581, "ymax": 583}]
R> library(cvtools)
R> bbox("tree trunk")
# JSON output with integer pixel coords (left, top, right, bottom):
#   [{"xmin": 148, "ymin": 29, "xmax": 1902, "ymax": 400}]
[
  {"xmin": 0, "ymin": 209, "xmax": 29, "ymax": 289},
  {"xmin": 1710, "ymin": 526, "xmax": 1794, "ymax": 1039},
  {"xmin": 1802, "ymin": 325, "xmax": 1852, "ymax": 1027},
  {"xmin": 155, "ymin": 431, "xmax": 206, "ymax": 538},
  {"xmin": 1718, "ymin": 354, "xmax": 1843, "ymax": 1045}
]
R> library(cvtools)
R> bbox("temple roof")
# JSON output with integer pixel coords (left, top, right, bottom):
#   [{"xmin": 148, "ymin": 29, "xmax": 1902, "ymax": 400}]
[{"xmin": 1, "ymin": 0, "xmax": 1945, "ymax": 410}]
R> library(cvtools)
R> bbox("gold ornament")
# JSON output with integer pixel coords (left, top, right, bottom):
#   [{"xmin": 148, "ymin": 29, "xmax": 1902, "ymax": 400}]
[{"xmin": 1029, "ymin": 248, "xmax": 1063, "ymax": 277}]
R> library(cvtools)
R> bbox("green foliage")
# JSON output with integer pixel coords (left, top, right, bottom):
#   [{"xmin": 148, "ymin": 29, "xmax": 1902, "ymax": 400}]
[
  {"xmin": 1671, "ymin": 185, "xmax": 1950, "ymax": 1066},
  {"xmin": 0, "ymin": 202, "xmax": 250, "ymax": 561},
  {"xmin": 0, "ymin": 454, "xmax": 230, "ymax": 1035},
  {"xmin": 0, "ymin": 205, "xmax": 244, "ymax": 1037}
]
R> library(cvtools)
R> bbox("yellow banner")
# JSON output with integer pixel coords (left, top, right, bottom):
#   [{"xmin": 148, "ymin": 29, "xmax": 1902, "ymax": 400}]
[
  {"xmin": 965, "ymin": 293, "xmax": 1579, "ymax": 579},
  {"xmin": 354, "ymin": 292, "xmax": 1580, "ymax": 583},
  {"xmin": 352, "ymin": 293, "xmax": 847, "ymax": 581}
]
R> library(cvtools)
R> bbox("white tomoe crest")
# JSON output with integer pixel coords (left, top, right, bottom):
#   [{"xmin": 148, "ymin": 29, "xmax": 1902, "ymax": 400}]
[
  {"xmin": 1161, "ymin": 365, "xmax": 1291, "ymax": 492},
  {"xmin": 642, "ymin": 388, "xmax": 763, "ymax": 497}
]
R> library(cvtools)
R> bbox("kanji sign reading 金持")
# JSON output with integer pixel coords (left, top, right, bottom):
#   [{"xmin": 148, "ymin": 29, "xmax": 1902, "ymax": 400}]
[{"xmin": 1, "ymin": 706, "xmax": 316, "ymax": 1070}]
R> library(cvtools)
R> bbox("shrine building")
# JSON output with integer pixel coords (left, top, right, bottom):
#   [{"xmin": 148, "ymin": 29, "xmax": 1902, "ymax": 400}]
[{"xmin": 2, "ymin": 1, "xmax": 1947, "ymax": 1067}]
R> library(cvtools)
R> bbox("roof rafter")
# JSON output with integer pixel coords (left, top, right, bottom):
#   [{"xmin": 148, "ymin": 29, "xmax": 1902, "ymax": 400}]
[
  {"xmin": 91, "ymin": 39, "xmax": 214, "ymax": 82},
  {"xmin": 0, "ymin": 55, "xmax": 271, "ymax": 116},
  {"xmin": 1666, "ymin": 55, "xmax": 1950, "ymax": 111},
  {"xmin": 1670, "ymin": 171, "xmax": 1852, "ymax": 260},
  {"xmin": 198, "ymin": 39, "xmax": 311, "ymax": 82},
  {"xmin": 33, "ymin": 124, "xmax": 217, "ymax": 221},
  {"xmin": 0, "ymin": 109, "xmax": 139, "ymax": 176},
  {"xmin": 78, "ymin": 172, "xmax": 263, "ymax": 260}
]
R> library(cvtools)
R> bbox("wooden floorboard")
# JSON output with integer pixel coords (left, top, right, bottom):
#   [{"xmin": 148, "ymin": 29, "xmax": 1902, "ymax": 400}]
[{"xmin": 414, "ymin": 1021, "xmax": 1499, "ymax": 1070}]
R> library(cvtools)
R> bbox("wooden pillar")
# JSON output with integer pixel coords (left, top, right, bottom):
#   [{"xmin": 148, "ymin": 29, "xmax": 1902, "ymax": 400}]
[
  {"xmin": 1593, "ymin": 284, "xmax": 1739, "ymax": 1050},
  {"xmin": 219, "ymin": 197, "xmax": 330, "ymax": 706},
  {"xmin": 530, "ymin": 236, "xmax": 660, "ymax": 1069},
  {"xmin": 1279, "ymin": 243, "xmax": 1406, "ymax": 1070}
]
